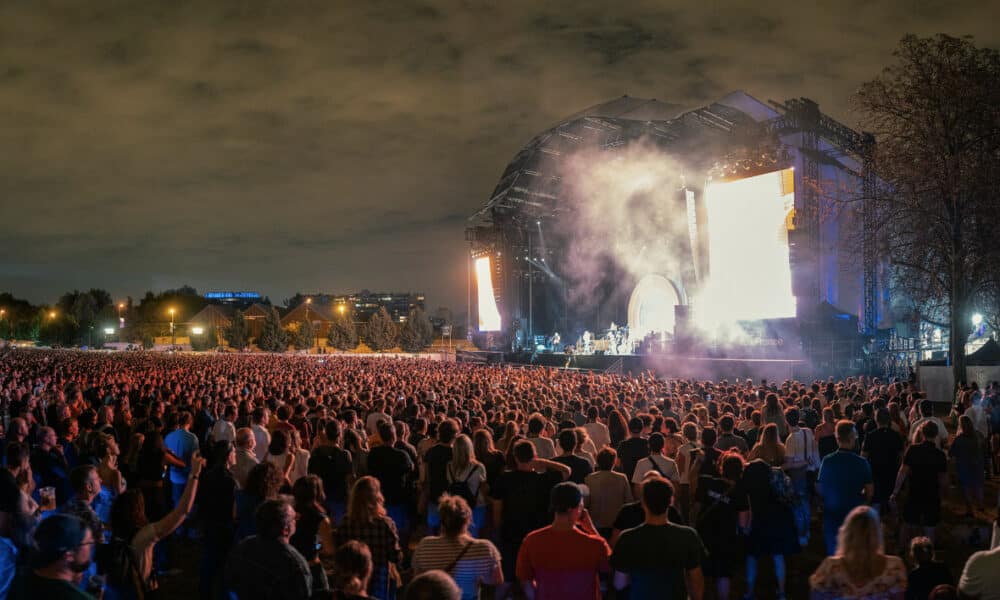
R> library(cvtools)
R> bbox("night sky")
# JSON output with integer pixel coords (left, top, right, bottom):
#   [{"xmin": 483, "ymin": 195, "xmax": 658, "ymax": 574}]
[{"xmin": 2, "ymin": 1, "xmax": 996, "ymax": 311}]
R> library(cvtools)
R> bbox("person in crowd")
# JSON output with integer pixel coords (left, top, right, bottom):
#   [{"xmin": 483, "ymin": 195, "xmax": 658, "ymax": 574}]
[
  {"xmin": 235, "ymin": 461, "xmax": 283, "ymax": 540},
  {"xmin": 552, "ymin": 428, "xmax": 593, "ymax": 485},
  {"xmin": 694, "ymin": 452, "xmax": 749, "ymax": 600},
  {"xmin": 525, "ymin": 414, "xmax": 555, "ymax": 460},
  {"xmin": 611, "ymin": 476, "xmax": 706, "ymax": 600},
  {"xmin": 94, "ymin": 434, "xmax": 126, "ymax": 522},
  {"xmin": 250, "ymin": 407, "xmax": 271, "ymax": 463},
  {"xmin": 327, "ymin": 540, "xmax": 374, "ymax": 600},
  {"xmin": 197, "ymin": 440, "xmax": 238, "ymax": 600},
  {"xmin": 584, "ymin": 447, "xmax": 633, "ymax": 539},
  {"xmin": 367, "ymin": 422, "xmax": 414, "ymax": 540},
  {"xmin": 784, "ymin": 407, "xmax": 819, "ymax": 546},
  {"xmin": 908, "ymin": 400, "xmax": 948, "ymax": 448},
  {"xmin": 209, "ymin": 403, "xmax": 237, "ymax": 444},
  {"xmin": 224, "ymin": 498, "xmax": 313, "ymax": 600},
  {"xmin": 861, "ymin": 408, "xmax": 905, "ymax": 513},
  {"xmin": 232, "ymin": 427, "xmax": 259, "ymax": 490},
  {"xmin": 421, "ymin": 419, "xmax": 456, "ymax": 534},
  {"xmin": 906, "ymin": 536, "xmax": 953, "ymax": 600},
  {"xmin": 891, "ymin": 420, "xmax": 948, "ymax": 546},
  {"xmin": 0, "ymin": 469, "xmax": 34, "ymax": 597},
  {"xmin": 582, "ymin": 406, "xmax": 611, "ymax": 450},
  {"xmin": 471, "ymin": 429, "xmax": 505, "ymax": 492},
  {"xmin": 164, "ymin": 411, "xmax": 199, "ymax": 537},
  {"xmin": 630, "ymin": 432, "xmax": 680, "ymax": 497},
  {"xmin": 741, "ymin": 455, "xmax": 799, "ymax": 600},
  {"xmin": 412, "ymin": 494, "xmax": 502, "ymax": 600},
  {"xmin": 10, "ymin": 514, "xmax": 96, "ymax": 600},
  {"xmin": 716, "ymin": 415, "xmax": 748, "ymax": 454},
  {"xmin": 490, "ymin": 440, "xmax": 570, "ymax": 599},
  {"xmin": 809, "ymin": 505, "xmax": 907, "ymax": 600},
  {"xmin": 762, "ymin": 393, "xmax": 788, "ymax": 440},
  {"xmin": 309, "ymin": 420, "xmax": 354, "ymax": 524},
  {"xmin": 103, "ymin": 449, "xmax": 204, "ymax": 599},
  {"xmin": 949, "ymin": 414, "xmax": 985, "ymax": 517},
  {"xmin": 517, "ymin": 482, "xmax": 611, "ymax": 600},
  {"xmin": 61, "ymin": 465, "xmax": 104, "ymax": 543},
  {"xmin": 958, "ymin": 524, "xmax": 1000, "ymax": 599},
  {"xmin": 264, "ymin": 429, "xmax": 297, "ymax": 492},
  {"xmin": 817, "ymin": 420, "xmax": 874, "ymax": 555},
  {"xmin": 815, "ymin": 407, "xmax": 839, "ymax": 458},
  {"xmin": 290, "ymin": 475, "xmax": 335, "ymax": 593},
  {"xmin": 405, "ymin": 570, "xmax": 462, "ymax": 600},
  {"xmin": 616, "ymin": 417, "xmax": 649, "ymax": 480},
  {"xmin": 445, "ymin": 434, "xmax": 487, "ymax": 537},
  {"xmin": 5, "ymin": 442, "xmax": 33, "ymax": 496},
  {"xmin": 31, "ymin": 426, "xmax": 71, "ymax": 505},
  {"xmin": 748, "ymin": 423, "xmax": 785, "ymax": 467},
  {"xmin": 674, "ymin": 422, "xmax": 701, "ymax": 522},
  {"xmin": 335, "ymin": 476, "xmax": 402, "ymax": 600}
]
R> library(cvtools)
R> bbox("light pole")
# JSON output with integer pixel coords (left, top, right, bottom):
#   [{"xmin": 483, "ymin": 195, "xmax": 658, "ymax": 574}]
[
  {"xmin": 305, "ymin": 298, "xmax": 316, "ymax": 353},
  {"xmin": 169, "ymin": 308, "xmax": 175, "ymax": 348},
  {"xmin": 0, "ymin": 309, "xmax": 5, "ymax": 340}
]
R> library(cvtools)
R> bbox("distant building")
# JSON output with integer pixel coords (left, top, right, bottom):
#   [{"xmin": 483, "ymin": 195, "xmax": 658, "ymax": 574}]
[
  {"xmin": 188, "ymin": 302, "xmax": 271, "ymax": 341},
  {"xmin": 298, "ymin": 291, "xmax": 425, "ymax": 324}
]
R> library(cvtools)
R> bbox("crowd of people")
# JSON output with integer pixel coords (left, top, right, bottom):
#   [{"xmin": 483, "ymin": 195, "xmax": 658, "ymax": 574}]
[{"xmin": 0, "ymin": 348, "xmax": 998, "ymax": 599}]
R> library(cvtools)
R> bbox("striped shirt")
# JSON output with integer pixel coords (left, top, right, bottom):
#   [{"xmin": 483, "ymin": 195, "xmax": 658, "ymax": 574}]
[{"xmin": 412, "ymin": 536, "xmax": 501, "ymax": 600}]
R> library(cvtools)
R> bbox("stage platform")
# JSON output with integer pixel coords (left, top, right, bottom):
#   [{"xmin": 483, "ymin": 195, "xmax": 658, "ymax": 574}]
[{"xmin": 458, "ymin": 350, "xmax": 809, "ymax": 381}]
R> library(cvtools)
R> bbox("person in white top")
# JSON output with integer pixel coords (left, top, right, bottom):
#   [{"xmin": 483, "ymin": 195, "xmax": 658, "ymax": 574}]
[
  {"xmin": 908, "ymin": 400, "xmax": 949, "ymax": 448},
  {"xmin": 250, "ymin": 406, "xmax": 271, "ymax": 462},
  {"xmin": 630, "ymin": 433, "xmax": 679, "ymax": 499},
  {"xmin": 366, "ymin": 399, "xmax": 393, "ymax": 436},
  {"xmin": 209, "ymin": 404, "xmax": 237, "ymax": 444},
  {"xmin": 526, "ymin": 414, "xmax": 555, "ymax": 460},
  {"xmin": 582, "ymin": 407, "xmax": 611, "ymax": 450},
  {"xmin": 674, "ymin": 422, "xmax": 700, "ymax": 522},
  {"xmin": 783, "ymin": 407, "xmax": 820, "ymax": 546}
]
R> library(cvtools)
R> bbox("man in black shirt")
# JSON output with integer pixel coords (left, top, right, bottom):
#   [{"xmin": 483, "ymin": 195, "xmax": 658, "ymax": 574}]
[
  {"xmin": 861, "ymin": 408, "xmax": 904, "ymax": 512},
  {"xmin": 307, "ymin": 421, "xmax": 353, "ymax": 524},
  {"xmin": 616, "ymin": 417, "xmax": 649, "ymax": 481},
  {"xmin": 891, "ymin": 421, "xmax": 948, "ymax": 545},
  {"xmin": 224, "ymin": 499, "xmax": 312, "ymax": 600},
  {"xmin": 491, "ymin": 440, "xmax": 570, "ymax": 597},
  {"xmin": 367, "ymin": 422, "xmax": 414, "ymax": 540},
  {"xmin": 552, "ymin": 429, "xmax": 593, "ymax": 485},
  {"xmin": 421, "ymin": 419, "xmax": 457, "ymax": 534}
]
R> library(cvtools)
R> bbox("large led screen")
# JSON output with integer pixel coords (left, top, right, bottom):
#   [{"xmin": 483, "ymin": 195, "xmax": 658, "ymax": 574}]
[
  {"xmin": 475, "ymin": 256, "xmax": 502, "ymax": 332},
  {"xmin": 699, "ymin": 168, "xmax": 796, "ymax": 321}
]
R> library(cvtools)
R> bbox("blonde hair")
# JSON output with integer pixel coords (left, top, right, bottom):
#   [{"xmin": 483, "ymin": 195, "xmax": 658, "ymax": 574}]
[
  {"xmin": 450, "ymin": 434, "xmax": 478, "ymax": 474},
  {"xmin": 837, "ymin": 506, "xmax": 885, "ymax": 582},
  {"xmin": 346, "ymin": 476, "xmax": 386, "ymax": 524}
]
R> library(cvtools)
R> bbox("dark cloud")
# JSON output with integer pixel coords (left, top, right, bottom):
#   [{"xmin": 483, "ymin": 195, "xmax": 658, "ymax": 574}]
[{"xmin": 1, "ymin": 0, "xmax": 998, "ymax": 309}]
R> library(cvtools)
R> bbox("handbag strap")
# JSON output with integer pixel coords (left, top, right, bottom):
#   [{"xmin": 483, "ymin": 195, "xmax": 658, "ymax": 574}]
[{"xmin": 444, "ymin": 541, "xmax": 474, "ymax": 574}]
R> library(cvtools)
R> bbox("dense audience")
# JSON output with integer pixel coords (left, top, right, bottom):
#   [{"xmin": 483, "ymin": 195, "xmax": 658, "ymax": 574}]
[{"xmin": 0, "ymin": 348, "xmax": 997, "ymax": 599}]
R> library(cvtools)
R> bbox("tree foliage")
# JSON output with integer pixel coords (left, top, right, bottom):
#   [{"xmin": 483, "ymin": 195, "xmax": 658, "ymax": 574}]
[
  {"xmin": 224, "ymin": 310, "xmax": 251, "ymax": 350},
  {"xmin": 257, "ymin": 306, "xmax": 288, "ymax": 352},
  {"xmin": 399, "ymin": 307, "xmax": 434, "ymax": 352},
  {"xmin": 363, "ymin": 307, "xmax": 398, "ymax": 352},
  {"xmin": 854, "ymin": 34, "xmax": 1000, "ymax": 384},
  {"xmin": 327, "ymin": 312, "xmax": 358, "ymax": 351},
  {"xmin": 293, "ymin": 319, "xmax": 315, "ymax": 351}
]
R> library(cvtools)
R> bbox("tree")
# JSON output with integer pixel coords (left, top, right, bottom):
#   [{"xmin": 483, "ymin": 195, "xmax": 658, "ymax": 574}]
[
  {"xmin": 257, "ymin": 306, "xmax": 288, "ymax": 352},
  {"xmin": 363, "ymin": 307, "xmax": 398, "ymax": 352},
  {"xmin": 224, "ymin": 310, "xmax": 250, "ymax": 350},
  {"xmin": 854, "ymin": 34, "xmax": 1000, "ymax": 386},
  {"xmin": 327, "ymin": 312, "xmax": 359, "ymax": 351},
  {"xmin": 293, "ymin": 319, "xmax": 315, "ymax": 351},
  {"xmin": 399, "ymin": 307, "xmax": 434, "ymax": 352}
]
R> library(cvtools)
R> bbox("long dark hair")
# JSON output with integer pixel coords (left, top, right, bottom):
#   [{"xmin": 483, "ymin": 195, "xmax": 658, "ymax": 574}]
[{"xmin": 110, "ymin": 489, "xmax": 148, "ymax": 542}]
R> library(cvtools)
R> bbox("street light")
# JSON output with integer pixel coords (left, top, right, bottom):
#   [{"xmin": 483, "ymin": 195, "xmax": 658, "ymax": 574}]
[
  {"xmin": 169, "ymin": 308, "xmax": 176, "ymax": 348},
  {"xmin": 304, "ymin": 298, "xmax": 317, "ymax": 353}
]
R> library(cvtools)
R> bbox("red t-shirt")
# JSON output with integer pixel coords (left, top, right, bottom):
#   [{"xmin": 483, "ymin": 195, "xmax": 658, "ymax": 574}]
[{"xmin": 515, "ymin": 525, "xmax": 611, "ymax": 600}]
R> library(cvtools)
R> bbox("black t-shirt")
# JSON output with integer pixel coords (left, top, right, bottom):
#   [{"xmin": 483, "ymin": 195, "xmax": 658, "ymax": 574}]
[
  {"xmin": 308, "ymin": 445, "xmax": 353, "ymax": 503},
  {"xmin": 906, "ymin": 561, "xmax": 953, "ymax": 600},
  {"xmin": 610, "ymin": 522, "xmax": 708, "ymax": 600},
  {"xmin": 552, "ymin": 454, "xmax": 593, "ymax": 484},
  {"xmin": 424, "ymin": 444, "xmax": 454, "ymax": 502},
  {"xmin": 617, "ymin": 437, "xmax": 649, "ymax": 479},
  {"xmin": 695, "ymin": 476, "xmax": 749, "ymax": 549},
  {"xmin": 862, "ymin": 427, "xmax": 904, "ymax": 472},
  {"xmin": 613, "ymin": 501, "xmax": 684, "ymax": 530},
  {"xmin": 904, "ymin": 442, "xmax": 947, "ymax": 500},
  {"xmin": 367, "ymin": 445, "xmax": 414, "ymax": 505},
  {"xmin": 491, "ymin": 469, "xmax": 563, "ymax": 541}
]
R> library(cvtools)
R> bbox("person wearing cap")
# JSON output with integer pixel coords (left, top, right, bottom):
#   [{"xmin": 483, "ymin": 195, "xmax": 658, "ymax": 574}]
[
  {"xmin": 611, "ymin": 477, "xmax": 707, "ymax": 600},
  {"xmin": 515, "ymin": 481, "xmax": 611, "ymax": 600},
  {"xmin": 10, "ymin": 513, "xmax": 96, "ymax": 599}
]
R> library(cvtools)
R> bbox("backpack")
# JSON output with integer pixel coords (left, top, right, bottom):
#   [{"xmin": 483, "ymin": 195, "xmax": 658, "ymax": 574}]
[
  {"xmin": 446, "ymin": 465, "xmax": 478, "ymax": 506},
  {"xmin": 768, "ymin": 466, "xmax": 797, "ymax": 508},
  {"xmin": 97, "ymin": 536, "xmax": 146, "ymax": 599}
]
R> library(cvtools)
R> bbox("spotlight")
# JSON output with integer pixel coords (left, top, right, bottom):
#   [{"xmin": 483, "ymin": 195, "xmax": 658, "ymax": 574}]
[{"xmin": 973, "ymin": 313, "xmax": 984, "ymax": 326}]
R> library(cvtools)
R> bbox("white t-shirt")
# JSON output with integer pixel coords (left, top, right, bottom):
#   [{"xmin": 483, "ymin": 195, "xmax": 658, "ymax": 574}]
[
  {"xmin": 210, "ymin": 419, "xmax": 236, "ymax": 443},
  {"xmin": 960, "ymin": 546, "xmax": 1000, "ymax": 600},
  {"xmin": 631, "ymin": 454, "xmax": 680, "ymax": 483}
]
